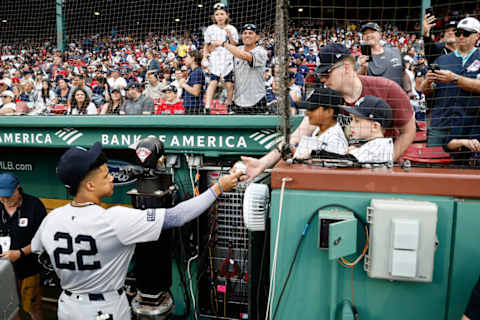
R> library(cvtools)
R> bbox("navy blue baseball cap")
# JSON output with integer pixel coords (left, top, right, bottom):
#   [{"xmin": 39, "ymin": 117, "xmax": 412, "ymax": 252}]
[
  {"xmin": 242, "ymin": 24, "xmax": 257, "ymax": 33},
  {"xmin": 126, "ymin": 81, "xmax": 141, "ymax": 90},
  {"xmin": 110, "ymin": 88, "xmax": 121, "ymax": 94},
  {"xmin": 56, "ymin": 142, "xmax": 103, "ymax": 191},
  {"xmin": 317, "ymin": 43, "xmax": 351, "ymax": 74},
  {"xmin": 342, "ymin": 96, "xmax": 392, "ymax": 128},
  {"xmin": 0, "ymin": 173, "xmax": 19, "ymax": 197},
  {"xmin": 298, "ymin": 87, "xmax": 344, "ymax": 111}
]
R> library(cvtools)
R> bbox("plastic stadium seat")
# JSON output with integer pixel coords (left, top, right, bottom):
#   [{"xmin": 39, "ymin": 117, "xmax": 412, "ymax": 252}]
[
  {"xmin": 50, "ymin": 105, "xmax": 68, "ymax": 114},
  {"xmin": 400, "ymin": 143, "xmax": 454, "ymax": 164},
  {"xmin": 210, "ymin": 100, "xmax": 228, "ymax": 115}
]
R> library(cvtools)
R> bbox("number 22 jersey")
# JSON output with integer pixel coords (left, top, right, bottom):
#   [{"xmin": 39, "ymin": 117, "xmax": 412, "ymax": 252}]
[{"xmin": 31, "ymin": 204, "xmax": 165, "ymax": 293}]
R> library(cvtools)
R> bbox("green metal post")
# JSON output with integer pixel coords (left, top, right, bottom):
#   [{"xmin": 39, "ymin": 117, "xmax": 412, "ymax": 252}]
[
  {"xmin": 421, "ymin": 0, "xmax": 432, "ymax": 37},
  {"xmin": 330, "ymin": 260, "xmax": 338, "ymax": 320},
  {"xmin": 56, "ymin": 0, "xmax": 65, "ymax": 52}
]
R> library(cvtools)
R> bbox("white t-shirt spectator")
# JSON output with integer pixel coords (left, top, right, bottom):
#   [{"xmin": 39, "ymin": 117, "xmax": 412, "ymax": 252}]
[{"xmin": 70, "ymin": 102, "xmax": 97, "ymax": 115}]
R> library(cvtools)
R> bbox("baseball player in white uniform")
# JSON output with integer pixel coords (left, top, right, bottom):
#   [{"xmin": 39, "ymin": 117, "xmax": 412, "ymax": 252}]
[
  {"xmin": 343, "ymin": 96, "xmax": 394, "ymax": 163},
  {"xmin": 293, "ymin": 88, "xmax": 348, "ymax": 160},
  {"xmin": 31, "ymin": 142, "xmax": 242, "ymax": 320}
]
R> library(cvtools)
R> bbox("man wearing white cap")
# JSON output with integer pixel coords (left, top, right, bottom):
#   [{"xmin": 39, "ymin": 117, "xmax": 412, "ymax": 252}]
[
  {"xmin": 422, "ymin": 17, "xmax": 480, "ymax": 152},
  {"xmin": 0, "ymin": 90, "xmax": 16, "ymax": 115}
]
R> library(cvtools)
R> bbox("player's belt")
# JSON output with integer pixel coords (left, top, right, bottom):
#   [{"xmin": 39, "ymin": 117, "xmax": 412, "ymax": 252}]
[{"xmin": 64, "ymin": 288, "xmax": 124, "ymax": 301}]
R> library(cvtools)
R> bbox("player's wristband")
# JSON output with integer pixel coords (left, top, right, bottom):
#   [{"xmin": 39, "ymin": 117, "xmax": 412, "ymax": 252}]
[
  {"xmin": 217, "ymin": 180, "xmax": 223, "ymax": 194},
  {"xmin": 19, "ymin": 248, "xmax": 25, "ymax": 258}
]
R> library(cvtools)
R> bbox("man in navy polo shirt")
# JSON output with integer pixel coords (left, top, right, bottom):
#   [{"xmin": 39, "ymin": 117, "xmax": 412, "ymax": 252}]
[{"xmin": 422, "ymin": 17, "xmax": 480, "ymax": 158}]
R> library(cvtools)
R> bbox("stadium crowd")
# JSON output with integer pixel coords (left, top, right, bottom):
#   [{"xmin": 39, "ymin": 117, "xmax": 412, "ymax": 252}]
[
  {"xmin": 0, "ymin": 5, "xmax": 479, "ymax": 164},
  {"xmin": 0, "ymin": 7, "xmax": 476, "ymax": 116}
]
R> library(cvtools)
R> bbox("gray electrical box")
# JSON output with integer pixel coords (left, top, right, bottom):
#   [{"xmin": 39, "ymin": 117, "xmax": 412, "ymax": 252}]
[
  {"xmin": 364, "ymin": 199, "xmax": 438, "ymax": 282},
  {"xmin": 0, "ymin": 258, "xmax": 19, "ymax": 319},
  {"xmin": 318, "ymin": 209, "xmax": 357, "ymax": 260}
]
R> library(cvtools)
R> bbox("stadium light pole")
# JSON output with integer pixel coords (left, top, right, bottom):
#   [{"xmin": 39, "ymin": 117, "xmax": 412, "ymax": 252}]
[{"xmin": 56, "ymin": 0, "xmax": 65, "ymax": 53}]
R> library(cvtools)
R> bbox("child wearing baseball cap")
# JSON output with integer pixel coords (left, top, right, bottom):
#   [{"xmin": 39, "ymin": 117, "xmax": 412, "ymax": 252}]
[
  {"xmin": 342, "ymin": 96, "xmax": 394, "ymax": 163},
  {"xmin": 293, "ymin": 87, "xmax": 348, "ymax": 159},
  {"xmin": 203, "ymin": 2, "xmax": 239, "ymax": 110}
]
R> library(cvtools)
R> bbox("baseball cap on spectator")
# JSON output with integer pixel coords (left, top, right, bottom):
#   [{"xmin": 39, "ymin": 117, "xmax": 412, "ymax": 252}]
[
  {"xmin": 162, "ymin": 85, "xmax": 177, "ymax": 93},
  {"xmin": 0, "ymin": 173, "xmax": 19, "ymax": 197},
  {"xmin": 1, "ymin": 90, "xmax": 14, "ymax": 99},
  {"xmin": 126, "ymin": 81, "xmax": 141, "ymax": 90},
  {"xmin": 56, "ymin": 142, "xmax": 103, "ymax": 192},
  {"xmin": 403, "ymin": 55, "xmax": 414, "ymax": 64},
  {"xmin": 444, "ymin": 20, "xmax": 458, "ymax": 30},
  {"xmin": 297, "ymin": 87, "xmax": 344, "ymax": 112},
  {"xmin": 457, "ymin": 17, "xmax": 480, "ymax": 33},
  {"xmin": 110, "ymin": 88, "xmax": 121, "ymax": 94},
  {"xmin": 213, "ymin": 2, "xmax": 228, "ymax": 12},
  {"xmin": 360, "ymin": 22, "xmax": 382, "ymax": 32},
  {"xmin": 342, "ymin": 96, "xmax": 392, "ymax": 128},
  {"xmin": 242, "ymin": 24, "xmax": 257, "ymax": 33},
  {"xmin": 316, "ymin": 43, "xmax": 351, "ymax": 74}
]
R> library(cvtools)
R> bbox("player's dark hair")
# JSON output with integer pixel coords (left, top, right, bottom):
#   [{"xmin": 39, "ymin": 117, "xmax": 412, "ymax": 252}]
[{"xmin": 68, "ymin": 152, "xmax": 108, "ymax": 197}]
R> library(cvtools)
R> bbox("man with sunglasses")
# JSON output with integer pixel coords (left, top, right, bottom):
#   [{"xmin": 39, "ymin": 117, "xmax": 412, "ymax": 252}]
[
  {"xmin": 422, "ymin": 17, "xmax": 480, "ymax": 151},
  {"xmin": 241, "ymin": 43, "xmax": 415, "ymax": 182},
  {"xmin": 210, "ymin": 24, "xmax": 268, "ymax": 114}
]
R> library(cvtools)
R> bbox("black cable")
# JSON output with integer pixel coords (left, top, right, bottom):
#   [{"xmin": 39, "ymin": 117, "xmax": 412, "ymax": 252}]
[
  {"xmin": 175, "ymin": 228, "xmax": 191, "ymax": 317},
  {"xmin": 272, "ymin": 204, "xmax": 365, "ymax": 320}
]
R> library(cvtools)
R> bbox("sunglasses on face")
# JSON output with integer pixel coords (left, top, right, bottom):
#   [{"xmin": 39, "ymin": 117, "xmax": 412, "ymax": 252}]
[
  {"xmin": 455, "ymin": 29, "xmax": 477, "ymax": 37},
  {"xmin": 321, "ymin": 62, "xmax": 345, "ymax": 77},
  {"xmin": 1, "ymin": 95, "xmax": 10, "ymax": 98}
]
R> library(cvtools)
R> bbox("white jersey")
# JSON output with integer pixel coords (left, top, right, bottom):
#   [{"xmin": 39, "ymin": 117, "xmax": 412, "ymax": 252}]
[
  {"xmin": 349, "ymin": 138, "xmax": 394, "ymax": 163},
  {"xmin": 31, "ymin": 204, "xmax": 165, "ymax": 294},
  {"xmin": 204, "ymin": 24, "xmax": 239, "ymax": 77},
  {"xmin": 294, "ymin": 123, "xmax": 348, "ymax": 159}
]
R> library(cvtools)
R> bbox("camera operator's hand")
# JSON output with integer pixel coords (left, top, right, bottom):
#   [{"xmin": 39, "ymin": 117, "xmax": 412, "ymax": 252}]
[{"xmin": 423, "ymin": 13, "xmax": 437, "ymax": 37}]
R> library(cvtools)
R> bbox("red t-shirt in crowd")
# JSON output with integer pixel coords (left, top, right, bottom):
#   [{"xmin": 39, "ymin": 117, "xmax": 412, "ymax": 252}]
[
  {"xmin": 345, "ymin": 75, "xmax": 413, "ymax": 137},
  {"xmin": 154, "ymin": 100, "xmax": 185, "ymax": 115}
]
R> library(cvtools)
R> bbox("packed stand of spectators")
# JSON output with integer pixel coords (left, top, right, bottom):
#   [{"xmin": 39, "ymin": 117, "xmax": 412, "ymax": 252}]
[
  {"xmin": 0, "ymin": 4, "xmax": 480, "ymax": 165},
  {"xmin": 0, "ymin": 10, "xmax": 470, "ymax": 116}
]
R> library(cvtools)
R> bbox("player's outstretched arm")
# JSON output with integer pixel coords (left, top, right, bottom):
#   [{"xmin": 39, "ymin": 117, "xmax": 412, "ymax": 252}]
[
  {"xmin": 162, "ymin": 170, "xmax": 243, "ymax": 229},
  {"xmin": 242, "ymin": 116, "xmax": 316, "ymax": 182}
]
